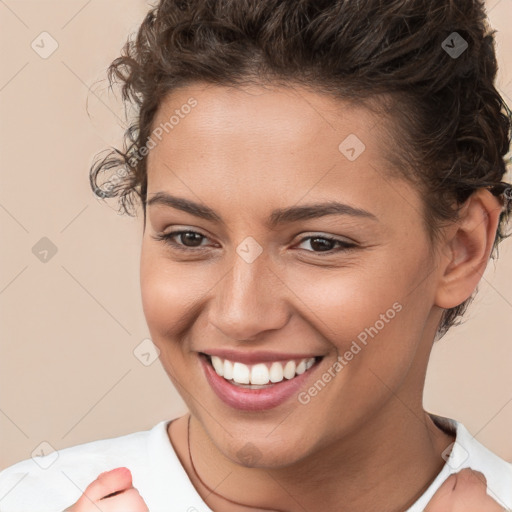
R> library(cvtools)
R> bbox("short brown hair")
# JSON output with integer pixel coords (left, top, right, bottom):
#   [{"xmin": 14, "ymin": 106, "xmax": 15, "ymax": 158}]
[{"xmin": 90, "ymin": 0, "xmax": 512, "ymax": 339}]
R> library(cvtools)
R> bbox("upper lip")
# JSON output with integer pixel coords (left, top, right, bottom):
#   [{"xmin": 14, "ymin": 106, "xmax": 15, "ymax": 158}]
[{"xmin": 200, "ymin": 348, "xmax": 324, "ymax": 365}]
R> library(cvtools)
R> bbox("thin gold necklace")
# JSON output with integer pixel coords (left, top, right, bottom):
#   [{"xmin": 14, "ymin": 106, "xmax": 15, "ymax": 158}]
[{"xmin": 186, "ymin": 414, "xmax": 286, "ymax": 512}]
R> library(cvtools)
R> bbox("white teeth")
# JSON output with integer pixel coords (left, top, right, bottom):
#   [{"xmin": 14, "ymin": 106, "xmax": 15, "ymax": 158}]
[
  {"xmin": 208, "ymin": 355, "xmax": 318, "ymax": 385},
  {"xmin": 251, "ymin": 363, "xmax": 270, "ymax": 385},
  {"xmin": 211, "ymin": 356, "xmax": 224, "ymax": 376},
  {"xmin": 296, "ymin": 360, "xmax": 306, "ymax": 375},
  {"xmin": 283, "ymin": 360, "xmax": 296, "ymax": 379},
  {"xmin": 223, "ymin": 359, "xmax": 233, "ymax": 380},
  {"xmin": 232, "ymin": 362, "xmax": 250, "ymax": 384},
  {"xmin": 269, "ymin": 362, "xmax": 284, "ymax": 383}
]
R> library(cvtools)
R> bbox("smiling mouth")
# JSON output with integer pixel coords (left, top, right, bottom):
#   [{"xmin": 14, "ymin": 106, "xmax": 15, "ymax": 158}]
[{"xmin": 200, "ymin": 352, "xmax": 324, "ymax": 389}]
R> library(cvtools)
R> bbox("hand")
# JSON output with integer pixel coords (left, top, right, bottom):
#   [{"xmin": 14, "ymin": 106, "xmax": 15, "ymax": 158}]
[
  {"xmin": 425, "ymin": 468, "xmax": 507, "ymax": 512},
  {"xmin": 63, "ymin": 467, "xmax": 149, "ymax": 512}
]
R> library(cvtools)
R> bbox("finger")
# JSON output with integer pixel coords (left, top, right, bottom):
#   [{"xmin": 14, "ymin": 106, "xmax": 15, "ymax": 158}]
[
  {"xmin": 97, "ymin": 487, "xmax": 149, "ymax": 512},
  {"xmin": 80, "ymin": 467, "xmax": 133, "ymax": 503},
  {"xmin": 454, "ymin": 470, "xmax": 508, "ymax": 512},
  {"xmin": 424, "ymin": 469, "xmax": 487, "ymax": 512},
  {"xmin": 453, "ymin": 468, "xmax": 487, "ymax": 490},
  {"xmin": 426, "ymin": 468, "xmax": 507, "ymax": 512}
]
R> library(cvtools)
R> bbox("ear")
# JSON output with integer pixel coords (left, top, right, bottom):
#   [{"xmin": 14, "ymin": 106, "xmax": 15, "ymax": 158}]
[{"xmin": 434, "ymin": 188, "xmax": 503, "ymax": 310}]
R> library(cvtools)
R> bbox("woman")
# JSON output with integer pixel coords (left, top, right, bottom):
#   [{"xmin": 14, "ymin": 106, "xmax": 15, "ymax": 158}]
[{"xmin": 1, "ymin": 0, "xmax": 511, "ymax": 511}]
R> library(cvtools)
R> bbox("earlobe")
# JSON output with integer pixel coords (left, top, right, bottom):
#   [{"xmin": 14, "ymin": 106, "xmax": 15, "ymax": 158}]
[{"xmin": 434, "ymin": 189, "xmax": 503, "ymax": 310}]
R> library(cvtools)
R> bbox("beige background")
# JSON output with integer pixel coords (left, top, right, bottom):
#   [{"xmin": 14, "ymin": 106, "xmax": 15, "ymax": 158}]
[{"xmin": 0, "ymin": 0, "xmax": 511, "ymax": 471}]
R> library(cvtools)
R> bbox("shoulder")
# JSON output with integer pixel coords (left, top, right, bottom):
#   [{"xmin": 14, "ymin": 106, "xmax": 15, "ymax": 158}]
[
  {"xmin": 451, "ymin": 419, "xmax": 512, "ymax": 507},
  {"xmin": 407, "ymin": 414, "xmax": 512, "ymax": 512},
  {"xmin": 0, "ymin": 421, "xmax": 167, "ymax": 512}
]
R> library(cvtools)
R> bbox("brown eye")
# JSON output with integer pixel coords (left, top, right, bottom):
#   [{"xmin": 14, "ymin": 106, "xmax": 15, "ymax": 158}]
[
  {"xmin": 176, "ymin": 231, "xmax": 205, "ymax": 247},
  {"xmin": 297, "ymin": 235, "xmax": 357, "ymax": 254},
  {"xmin": 151, "ymin": 230, "xmax": 210, "ymax": 250},
  {"xmin": 309, "ymin": 237, "xmax": 337, "ymax": 252}
]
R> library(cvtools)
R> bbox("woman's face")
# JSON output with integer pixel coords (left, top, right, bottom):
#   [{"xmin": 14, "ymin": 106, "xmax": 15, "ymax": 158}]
[{"xmin": 140, "ymin": 83, "xmax": 445, "ymax": 467}]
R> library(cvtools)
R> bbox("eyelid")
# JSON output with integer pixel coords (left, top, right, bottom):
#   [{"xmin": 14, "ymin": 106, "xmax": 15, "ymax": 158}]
[
  {"xmin": 295, "ymin": 231, "xmax": 357, "ymax": 246},
  {"xmin": 152, "ymin": 228, "xmax": 358, "ymax": 255},
  {"xmin": 150, "ymin": 229, "xmax": 213, "ymax": 251},
  {"xmin": 294, "ymin": 234, "xmax": 357, "ymax": 253}
]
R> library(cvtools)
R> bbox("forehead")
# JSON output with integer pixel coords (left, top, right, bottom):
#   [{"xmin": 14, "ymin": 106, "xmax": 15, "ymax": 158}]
[
  {"xmin": 145, "ymin": 83, "xmax": 418, "ymax": 225},
  {"xmin": 149, "ymin": 84, "xmax": 386, "ymax": 172},
  {"xmin": 149, "ymin": 83, "xmax": 380, "ymax": 154}
]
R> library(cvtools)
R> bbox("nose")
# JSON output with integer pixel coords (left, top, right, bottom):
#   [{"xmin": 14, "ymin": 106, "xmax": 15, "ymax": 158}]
[{"xmin": 207, "ymin": 249, "xmax": 291, "ymax": 341}]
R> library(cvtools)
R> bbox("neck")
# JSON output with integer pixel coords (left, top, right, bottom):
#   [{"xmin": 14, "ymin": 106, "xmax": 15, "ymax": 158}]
[{"xmin": 181, "ymin": 404, "xmax": 454, "ymax": 512}]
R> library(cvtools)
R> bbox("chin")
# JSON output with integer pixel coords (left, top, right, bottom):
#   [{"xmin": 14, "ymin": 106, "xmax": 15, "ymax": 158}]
[{"xmin": 216, "ymin": 429, "xmax": 313, "ymax": 469}]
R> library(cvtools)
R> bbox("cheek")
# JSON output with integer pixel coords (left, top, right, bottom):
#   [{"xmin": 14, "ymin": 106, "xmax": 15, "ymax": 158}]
[
  {"xmin": 286, "ymin": 263, "xmax": 407, "ymax": 341},
  {"xmin": 291, "ymin": 266, "xmax": 429, "ymax": 423},
  {"xmin": 288, "ymin": 251, "xmax": 432, "ymax": 363},
  {"xmin": 140, "ymin": 245, "xmax": 218, "ymax": 342},
  {"xmin": 140, "ymin": 246, "xmax": 188, "ymax": 338}
]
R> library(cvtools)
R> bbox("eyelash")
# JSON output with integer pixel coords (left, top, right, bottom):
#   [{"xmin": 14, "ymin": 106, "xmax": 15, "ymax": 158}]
[{"xmin": 151, "ymin": 230, "xmax": 357, "ymax": 255}]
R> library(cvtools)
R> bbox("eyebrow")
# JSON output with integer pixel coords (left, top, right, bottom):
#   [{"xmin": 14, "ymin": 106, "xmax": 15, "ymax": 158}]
[{"xmin": 147, "ymin": 192, "xmax": 378, "ymax": 227}]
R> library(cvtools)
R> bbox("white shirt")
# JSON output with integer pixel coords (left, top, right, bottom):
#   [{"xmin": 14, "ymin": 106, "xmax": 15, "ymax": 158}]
[{"xmin": 0, "ymin": 413, "xmax": 510, "ymax": 512}]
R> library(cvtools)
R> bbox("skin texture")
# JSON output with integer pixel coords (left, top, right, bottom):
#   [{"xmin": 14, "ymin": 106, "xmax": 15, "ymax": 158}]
[{"xmin": 137, "ymin": 82, "xmax": 503, "ymax": 512}]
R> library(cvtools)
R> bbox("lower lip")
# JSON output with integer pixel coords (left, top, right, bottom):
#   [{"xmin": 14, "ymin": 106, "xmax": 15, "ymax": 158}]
[{"xmin": 200, "ymin": 355, "xmax": 321, "ymax": 411}]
